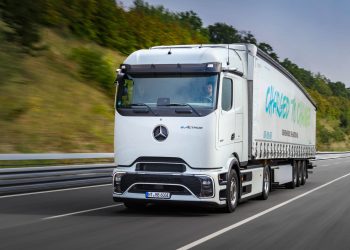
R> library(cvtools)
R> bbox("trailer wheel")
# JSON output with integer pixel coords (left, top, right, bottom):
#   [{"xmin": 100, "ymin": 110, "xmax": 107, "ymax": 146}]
[
  {"xmin": 260, "ymin": 165, "xmax": 270, "ymax": 200},
  {"xmin": 301, "ymin": 161, "xmax": 306, "ymax": 185},
  {"xmin": 225, "ymin": 170, "xmax": 239, "ymax": 213},
  {"xmin": 286, "ymin": 161, "xmax": 297, "ymax": 189},
  {"xmin": 296, "ymin": 161, "xmax": 301, "ymax": 187}
]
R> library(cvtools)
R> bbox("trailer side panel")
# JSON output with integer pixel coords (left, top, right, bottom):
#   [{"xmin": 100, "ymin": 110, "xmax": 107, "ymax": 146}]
[{"xmin": 251, "ymin": 56, "xmax": 316, "ymax": 159}]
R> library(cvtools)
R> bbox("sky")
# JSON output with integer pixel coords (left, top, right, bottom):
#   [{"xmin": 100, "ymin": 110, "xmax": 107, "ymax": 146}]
[{"xmin": 120, "ymin": 0, "xmax": 350, "ymax": 87}]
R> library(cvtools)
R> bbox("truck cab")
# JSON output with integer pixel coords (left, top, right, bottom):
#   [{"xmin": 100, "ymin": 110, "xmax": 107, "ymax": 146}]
[{"xmin": 112, "ymin": 44, "xmax": 315, "ymax": 212}]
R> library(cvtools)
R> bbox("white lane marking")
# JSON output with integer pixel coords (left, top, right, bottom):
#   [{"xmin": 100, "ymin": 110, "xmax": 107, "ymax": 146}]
[
  {"xmin": 0, "ymin": 184, "xmax": 112, "ymax": 199},
  {"xmin": 42, "ymin": 204, "xmax": 124, "ymax": 220},
  {"xmin": 177, "ymin": 172, "xmax": 350, "ymax": 250}
]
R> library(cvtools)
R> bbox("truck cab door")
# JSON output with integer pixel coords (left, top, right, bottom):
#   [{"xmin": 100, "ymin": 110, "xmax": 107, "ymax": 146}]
[{"xmin": 218, "ymin": 77, "xmax": 235, "ymax": 147}]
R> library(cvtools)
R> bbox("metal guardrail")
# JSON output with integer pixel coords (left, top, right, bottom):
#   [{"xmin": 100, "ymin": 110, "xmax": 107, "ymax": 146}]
[
  {"xmin": 0, "ymin": 163, "xmax": 115, "ymax": 195},
  {"xmin": 0, "ymin": 153, "xmax": 114, "ymax": 161},
  {"xmin": 317, "ymin": 151, "xmax": 350, "ymax": 154},
  {"xmin": 316, "ymin": 152, "xmax": 350, "ymax": 160},
  {"xmin": 0, "ymin": 152, "xmax": 349, "ymax": 196}
]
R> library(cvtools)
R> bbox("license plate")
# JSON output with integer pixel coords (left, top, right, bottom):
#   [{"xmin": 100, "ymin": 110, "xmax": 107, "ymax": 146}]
[{"xmin": 145, "ymin": 192, "xmax": 171, "ymax": 199}]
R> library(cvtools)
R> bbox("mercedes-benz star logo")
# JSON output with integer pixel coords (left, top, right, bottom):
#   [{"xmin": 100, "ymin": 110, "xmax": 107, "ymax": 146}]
[{"xmin": 153, "ymin": 125, "xmax": 168, "ymax": 142}]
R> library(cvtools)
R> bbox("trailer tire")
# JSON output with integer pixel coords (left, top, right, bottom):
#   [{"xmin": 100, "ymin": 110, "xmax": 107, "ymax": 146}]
[
  {"xmin": 286, "ymin": 162, "xmax": 297, "ymax": 189},
  {"xmin": 260, "ymin": 165, "xmax": 270, "ymax": 200},
  {"xmin": 225, "ymin": 170, "xmax": 239, "ymax": 213},
  {"xmin": 296, "ymin": 161, "xmax": 301, "ymax": 187},
  {"xmin": 301, "ymin": 161, "xmax": 306, "ymax": 185}
]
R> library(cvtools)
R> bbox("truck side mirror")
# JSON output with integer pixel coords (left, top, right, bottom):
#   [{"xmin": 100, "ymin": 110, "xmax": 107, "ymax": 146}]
[{"xmin": 116, "ymin": 69, "xmax": 125, "ymax": 85}]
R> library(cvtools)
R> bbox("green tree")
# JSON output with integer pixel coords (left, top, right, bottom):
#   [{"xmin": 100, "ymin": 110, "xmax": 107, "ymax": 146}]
[
  {"xmin": 127, "ymin": 0, "xmax": 207, "ymax": 51},
  {"xmin": 178, "ymin": 11, "xmax": 202, "ymax": 31},
  {"xmin": 281, "ymin": 58, "xmax": 316, "ymax": 89},
  {"xmin": 208, "ymin": 22, "xmax": 241, "ymax": 44},
  {"xmin": 0, "ymin": 18, "xmax": 20, "ymax": 84},
  {"xmin": 314, "ymin": 74, "xmax": 332, "ymax": 96},
  {"xmin": 329, "ymin": 81, "xmax": 348, "ymax": 98},
  {"xmin": 340, "ymin": 112, "xmax": 349, "ymax": 128},
  {"xmin": 258, "ymin": 42, "xmax": 279, "ymax": 61},
  {"xmin": 0, "ymin": 0, "xmax": 43, "ymax": 47},
  {"xmin": 71, "ymin": 47, "xmax": 114, "ymax": 96},
  {"xmin": 92, "ymin": 0, "xmax": 127, "ymax": 47},
  {"xmin": 239, "ymin": 31, "xmax": 257, "ymax": 44}
]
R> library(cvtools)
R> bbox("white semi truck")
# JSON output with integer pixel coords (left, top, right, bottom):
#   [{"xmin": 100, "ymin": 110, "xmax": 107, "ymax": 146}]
[{"xmin": 113, "ymin": 44, "xmax": 316, "ymax": 212}]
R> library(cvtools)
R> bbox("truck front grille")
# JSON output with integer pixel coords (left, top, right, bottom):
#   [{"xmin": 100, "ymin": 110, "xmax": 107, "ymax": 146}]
[
  {"xmin": 135, "ymin": 163, "xmax": 186, "ymax": 172},
  {"xmin": 128, "ymin": 184, "xmax": 191, "ymax": 195},
  {"xmin": 120, "ymin": 174, "xmax": 201, "ymax": 196}
]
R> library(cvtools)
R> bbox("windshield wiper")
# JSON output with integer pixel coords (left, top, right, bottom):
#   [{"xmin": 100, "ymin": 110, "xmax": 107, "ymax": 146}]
[
  {"xmin": 130, "ymin": 103, "xmax": 157, "ymax": 116},
  {"xmin": 163, "ymin": 103, "xmax": 201, "ymax": 116}
]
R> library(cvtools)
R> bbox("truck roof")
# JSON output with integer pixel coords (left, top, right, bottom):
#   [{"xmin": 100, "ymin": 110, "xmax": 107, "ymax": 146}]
[
  {"xmin": 123, "ymin": 44, "xmax": 316, "ymax": 108},
  {"xmin": 123, "ymin": 44, "xmax": 246, "ymax": 74}
]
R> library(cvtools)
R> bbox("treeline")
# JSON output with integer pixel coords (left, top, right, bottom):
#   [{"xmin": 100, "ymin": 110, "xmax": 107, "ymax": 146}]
[
  {"xmin": 0, "ymin": 0, "xmax": 207, "ymax": 54},
  {"xmin": 1, "ymin": 0, "xmax": 349, "ymax": 147},
  {"xmin": 0, "ymin": 0, "xmax": 280, "ymax": 57}
]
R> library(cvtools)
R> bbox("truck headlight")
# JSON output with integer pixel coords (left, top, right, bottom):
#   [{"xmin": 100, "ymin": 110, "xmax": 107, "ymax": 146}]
[
  {"xmin": 197, "ymin": 176, "xmax": 214, "ymax": 198},
  {"xmin": 114, "ymin": 172, "xmax": 126, "ymax": 194}
]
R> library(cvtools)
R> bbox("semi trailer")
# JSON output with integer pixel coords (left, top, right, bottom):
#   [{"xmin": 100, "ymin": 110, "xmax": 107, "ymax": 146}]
[{"xmin": 112, "ymin": 44, "xmax": 316, "ymax": 212}]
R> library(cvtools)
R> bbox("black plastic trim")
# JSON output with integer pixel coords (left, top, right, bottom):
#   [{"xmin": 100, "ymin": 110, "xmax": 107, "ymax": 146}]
[
  {"xmin": 136, "ymin": 163, "xmax": 186, "ymax": 173},
  {"xmin": 116, "ymin": 107, "xmax": 215, "ymax": 117},
  {"xmin": 120, "ymin": 62, "xmax": 222, "ymax": 74},
  {"xmin": 245, "ymin": 164, "xmax": 264, "ymax": 169},
  {"xmin": 242, "ymin": 184, "xmax": 252, "ymax": 195},
  {"xmin": 120, "ymin": 173, "xmax": 202, "ymax": 196},
  {"xmin": 239, "ymin": 193, "xmax": 261, "ymax": 203},
  {"xmin": 242, "ymin": 172, "xmax": 252, "ymax": 182},
  {"xmin": 240, "ymin": 161, "xmax": 248, "ymax": 167},
  {"xmin": 113, "ymin": 197, "xmax": 221, "ymax": 207}
]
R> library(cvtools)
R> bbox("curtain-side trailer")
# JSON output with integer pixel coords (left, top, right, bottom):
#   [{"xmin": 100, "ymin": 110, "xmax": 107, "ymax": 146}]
[{"xmin": 113, "ymin": 44, "xmax": 317, "ymax": 212}]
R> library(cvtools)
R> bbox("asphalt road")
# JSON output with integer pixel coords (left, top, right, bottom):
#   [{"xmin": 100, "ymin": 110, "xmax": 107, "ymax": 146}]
[{"xmin": 0, "ymin": 157, "xmax": 350, "ymax": 250}]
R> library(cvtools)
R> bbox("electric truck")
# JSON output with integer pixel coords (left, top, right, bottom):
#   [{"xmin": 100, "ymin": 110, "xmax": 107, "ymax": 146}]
[{"xmin": 112, "ymin": 44, "xmax": 316, "ymax": 212}]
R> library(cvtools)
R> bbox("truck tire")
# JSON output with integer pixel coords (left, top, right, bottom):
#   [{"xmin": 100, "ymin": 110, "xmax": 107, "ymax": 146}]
[
  {"xmin": 296, "ymin": 161, "xmax": 301, "ymax": 187},
  {"xmin": 225, "ymin": 170, "xmax": 239, "ymax": 213},
  {"xmin": 301, "ymin": 160, "xmax": 306, "ymax": 185},
  {"xmin": 286, "ymin": 161, "xmax": 297, "ymax": 189},
  {"xmin": 260, "ymin": 165, "xmax": 270, "ymax": 200}
]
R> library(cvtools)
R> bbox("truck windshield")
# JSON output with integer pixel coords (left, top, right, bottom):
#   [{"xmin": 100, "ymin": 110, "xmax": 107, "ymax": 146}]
[{"xmin": 116, "ymin": 74, "xmax": 218, "ymax": 109}]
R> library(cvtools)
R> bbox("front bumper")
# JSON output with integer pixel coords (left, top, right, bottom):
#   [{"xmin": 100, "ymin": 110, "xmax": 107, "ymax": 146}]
[
  {"xmin": 113, "ymin": 197, "xmax": 221, "ymax": 208},
  {"xmin": 112, "ymin": 171, "xmax": 226, "ymax": 206}
]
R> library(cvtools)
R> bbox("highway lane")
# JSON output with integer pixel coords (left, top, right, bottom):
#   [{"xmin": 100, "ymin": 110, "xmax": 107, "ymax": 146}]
[
  {"xmin": 192, "ymin": 174, "xmax": 350, "ymax": 250},
  {"xmin": 0, "ymin": 157, "xmax": 349, "ymax": 250}
]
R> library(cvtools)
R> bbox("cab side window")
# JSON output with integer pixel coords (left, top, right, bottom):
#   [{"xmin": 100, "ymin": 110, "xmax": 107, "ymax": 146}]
[
  {"xmin": 117, "ymin": 79, "xmax": 134, "ymax": 107},
  {"xmin": 221, "ymin": 78, "xmax": 233, "ymax": 111}
]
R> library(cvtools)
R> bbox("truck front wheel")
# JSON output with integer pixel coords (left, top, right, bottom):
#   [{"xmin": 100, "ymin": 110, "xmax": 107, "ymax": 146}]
[{"xmin": 225, "ymin": 170, "xmax": 239, "ymax": 213}]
